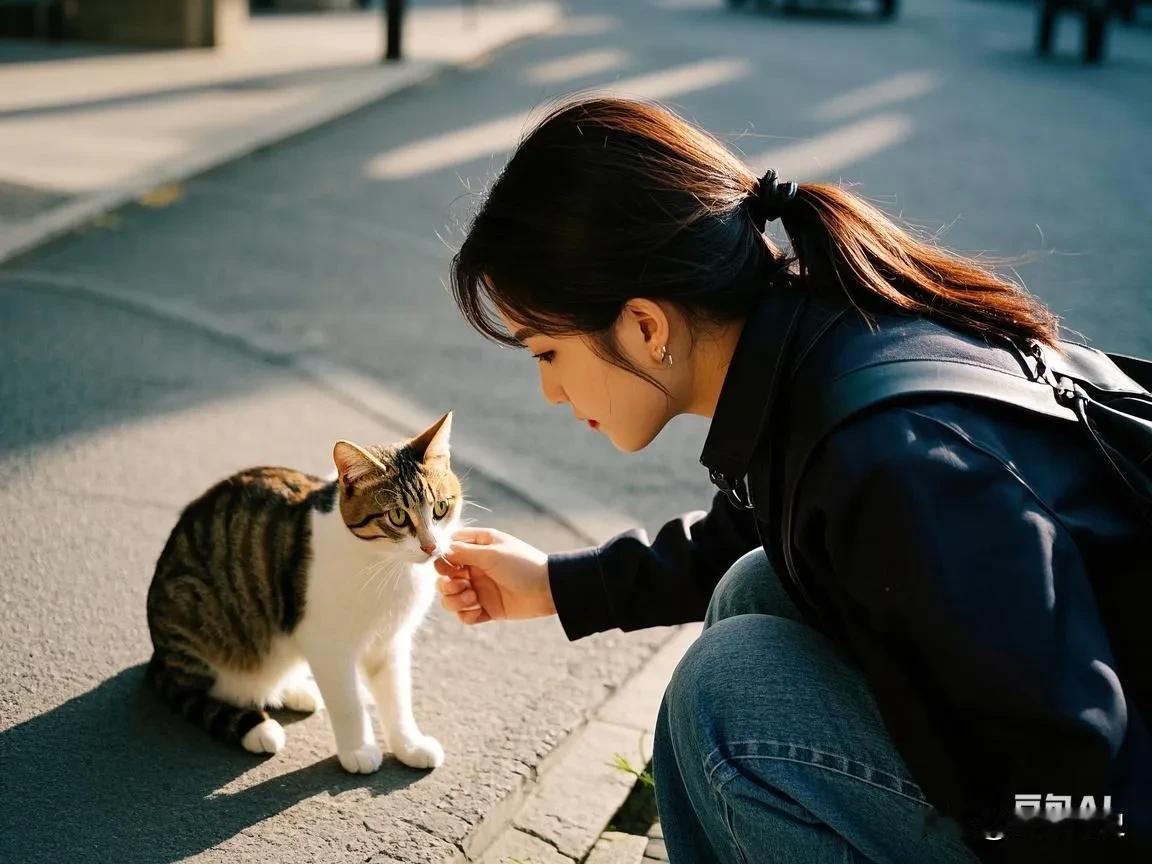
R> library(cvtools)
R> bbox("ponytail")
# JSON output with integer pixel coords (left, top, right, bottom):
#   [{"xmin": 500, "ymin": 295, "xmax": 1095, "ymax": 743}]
[
  {"xmin": 452, "ymin": 95, "xmax": 1061, "ymax": 372},
  {"xmin": 772, "ymin": 181, "xmax": 1060, "ymax": 347}
]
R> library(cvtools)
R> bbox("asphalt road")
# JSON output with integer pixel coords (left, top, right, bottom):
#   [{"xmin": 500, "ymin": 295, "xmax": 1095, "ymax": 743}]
[
  {"xmin": 2, "ymin": 0, "xmax": 1149, "ymax": 861},
  {"xmin": 8, "ymin": 0, "xmax": 1151, "ymax": 531},
  {"xmin": 0, "ymin": 279, "xmax": 669, "ymax": 862}
]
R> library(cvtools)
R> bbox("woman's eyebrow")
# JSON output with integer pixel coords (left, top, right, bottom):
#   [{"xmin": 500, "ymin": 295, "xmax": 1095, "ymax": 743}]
[{"xmin": 512, "ymin": 327, "xmax": 539, "ymax": 344}]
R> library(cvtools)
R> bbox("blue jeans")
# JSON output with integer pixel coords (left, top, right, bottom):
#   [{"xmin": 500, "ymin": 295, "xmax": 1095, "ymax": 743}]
[{"xmin": 653, "ymin": 549, "xmax": 982, "ymax": 863}]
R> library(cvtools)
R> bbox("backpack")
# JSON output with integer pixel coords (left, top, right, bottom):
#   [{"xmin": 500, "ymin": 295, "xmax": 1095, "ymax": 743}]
[{"xmin": 780, "ymin": 336, "xmax": 1152, "ymax": 586}]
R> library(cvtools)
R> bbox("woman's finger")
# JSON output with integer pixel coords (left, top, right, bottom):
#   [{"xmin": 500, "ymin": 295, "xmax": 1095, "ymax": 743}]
[
  {"xmin": 440, "ymin": 587, "xmax": 478, "ymax": 610},
  {"xmin": 457, "ymin": 607, "xmax": 491, "ymax": 625},
  {"xmin": 434, "ymin": 556, "xmax": 465, "ymax": 577},
  {"xmin": 436, "ymin": 576, "xmax": 472, "ymax": 597},
  {"xmin": 452, "ymin": 527, "xmax": 500, "ymax": 545},
  {"xmin": 447, "ymin": 540, "xmax": 495, "ymax": 567}
]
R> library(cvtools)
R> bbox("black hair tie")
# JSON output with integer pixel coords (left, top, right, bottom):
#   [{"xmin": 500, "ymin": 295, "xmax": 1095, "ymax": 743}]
[{"xmin": 749, "ymin": 168, "xmax": 798, "ymax": 229}]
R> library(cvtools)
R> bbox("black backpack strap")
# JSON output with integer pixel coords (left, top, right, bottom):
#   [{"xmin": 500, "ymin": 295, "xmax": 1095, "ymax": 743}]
[
  {"xmin": 798, "ymin": 359, "xmax": 1080, "ymax": 452},
  {"xmin": 777, "ymin": 358, "xmax": 1083, "ymax": 596},
  {"xmin": 1107, "ymin": 352, "xmax": 1152, "ymax": 392}
]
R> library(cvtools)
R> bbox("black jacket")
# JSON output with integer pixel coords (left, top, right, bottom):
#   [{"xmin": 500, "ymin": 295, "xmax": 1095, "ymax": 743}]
[{"xmin": 547, "ymin": 285, "xmax": 1151, "ymax": 861}]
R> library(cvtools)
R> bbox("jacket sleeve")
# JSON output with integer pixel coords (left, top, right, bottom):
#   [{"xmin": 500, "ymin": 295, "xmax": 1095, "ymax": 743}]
[
  {"xmin": 547, "ymin": 490, "xmax": 762, "ymax": 640},
  {"xmin": 801, "ymin": 406, "xmax": 1130, "ymax": 854}
]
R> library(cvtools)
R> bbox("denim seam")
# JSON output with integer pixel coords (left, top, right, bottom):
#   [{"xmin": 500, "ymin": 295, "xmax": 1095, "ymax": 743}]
[
  {"xmin": 714, "ymin": 755, "xmax": 931, "ymax": 808},
  {"xmin": 720, "ymin": 797, "xmax": 750, "ymax": 864},
  {"xmin": 704, "ymin": 740, "xmax": 928, "ymax": 807}
]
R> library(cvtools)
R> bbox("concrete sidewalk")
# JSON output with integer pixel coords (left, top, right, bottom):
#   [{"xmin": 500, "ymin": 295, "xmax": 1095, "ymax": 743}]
[
  {"xmin": 0, "ymin": 3, "xmax": 685, "ymax": 861},
  {"xmin": 0, "ymin": 273, "xmax": 676, "ymax": 863},
  {"xmin": 0, "ymin": 1, "xmax": 561, "ymax": 263}
]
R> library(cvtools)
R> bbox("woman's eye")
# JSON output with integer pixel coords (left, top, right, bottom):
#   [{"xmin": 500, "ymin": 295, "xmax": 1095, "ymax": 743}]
[
  {"xmin": 532, "ymin": 351, "xmax": 555, "ymax": 364},
  {"xmin": 432, "ymin": 500, "xmax": 450, "ymax": 519},
  {"xmin": 387, "ymin": 508, "xmax": 408, "ymax": 527}
]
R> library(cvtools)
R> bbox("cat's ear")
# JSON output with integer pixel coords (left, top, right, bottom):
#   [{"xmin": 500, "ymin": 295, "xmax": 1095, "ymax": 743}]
[
  {"xmin": 333, "ymin": 440, "xmax": 383, "ymax": 492},
  {"xmin": 410, "ymin": 411, "xmax": 452, "ymax": 462}
]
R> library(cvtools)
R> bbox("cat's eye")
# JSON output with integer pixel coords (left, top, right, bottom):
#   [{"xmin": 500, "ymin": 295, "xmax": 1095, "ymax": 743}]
[
  {"xmin": 432, "ymin": 500, "xmax": 450, "ymax": 519},
  {"xmin": 387, "ymin": 508, "xmax": 409, "ymax": 528}
]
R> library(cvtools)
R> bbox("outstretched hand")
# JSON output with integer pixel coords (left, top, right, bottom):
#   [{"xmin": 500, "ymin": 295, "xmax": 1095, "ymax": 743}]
[{"xmin": 434, "ymin": 527, "xmax": 555, "ymax": 625}]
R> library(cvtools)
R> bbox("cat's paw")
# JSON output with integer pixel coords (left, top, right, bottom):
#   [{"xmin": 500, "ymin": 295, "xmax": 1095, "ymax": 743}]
[
  {"xmin": 280, "ymin": 680, "xmax": 324, "ymax": 714},
  {"xmin": 392, "ymin": 735, "xmax": 444, "ymax": 770},
  {"xmin": 241, "ymin": 718, "xmax": 286, "ymax": 755},
  {"xmin": 338, "ymin": 743, "xmax": 383, "ymax": 774}
]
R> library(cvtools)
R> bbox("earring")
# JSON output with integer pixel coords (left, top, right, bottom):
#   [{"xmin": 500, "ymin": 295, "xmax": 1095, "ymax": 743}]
[{"xmin": 659, "ymin": 345, "xmax": 673, "ymax": 367}]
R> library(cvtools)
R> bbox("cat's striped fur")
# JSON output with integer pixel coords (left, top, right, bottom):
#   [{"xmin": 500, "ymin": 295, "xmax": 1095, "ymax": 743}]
[{"xmin": 146, "ymin": 412, "xmax": 460, "ymax": 772}]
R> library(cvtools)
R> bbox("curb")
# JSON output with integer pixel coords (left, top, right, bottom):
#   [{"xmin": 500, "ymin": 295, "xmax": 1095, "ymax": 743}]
[
  {"xmin": 586, "ymin": 833, "xmax": 650, "ymax": 864},
  {"xmin": 0, "ymin": 1, "xmax": 562, "ymax": 268},
  {"xmin": 3, "ymin": 266, "xmax": 681, "ymax": 864},
  {"xmin": 1, "ymin": 9, "xmax": 690, "ymax": 856},
  {"xmin": 1, "ymin": 267, "xmax": 638, "ymax": 546},
  {"xmin": 1, "ymin": 0, "xmax": 634, "ymax": 544},
  {"xmin": 474, "ymin": 625, "xmax": 700, "ymax": 864},
  {"xmin": 0, "ymin": 62, "xmax": 432, "ymax": 266}
]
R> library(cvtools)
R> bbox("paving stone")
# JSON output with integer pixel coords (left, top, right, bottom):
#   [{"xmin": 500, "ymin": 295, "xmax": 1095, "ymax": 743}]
[
  {"xmin": 643, "ymin": 836, "xmax": 669, "ymax": 863},
  {"xmin": 0, "ymin": 283, "xmax": 665, "ymax": 864},
  {"xmin": 584, "ymin": 832, "xmax": 648, "ymax": 864},
  {"xmin": 479, "ymin": 828, "xmax": 572, "ymax": 864},
  {"xmin": 597, "ymin": 626, "xmax": 701, "ymax": 737},
  {"xmin": 511, "ymin": 720, "xmax": 648, "ymax": 860}
]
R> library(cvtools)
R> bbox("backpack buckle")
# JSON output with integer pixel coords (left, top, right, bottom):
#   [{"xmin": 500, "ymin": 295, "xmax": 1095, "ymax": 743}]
[
  {"xmin": 1053, "ymin": 375, "xmax": 1085, "ymax": 407},
  {"xmin": 709, "ymin": 469, "xmax": 755, "ymax": 510},
  {"xmin": 1030, "ymin": 342, "xmax": 1046, "ymax": 375},
  {"xmin": 1026, "ymin": 340, "xmax": 1050, "ymax": 381}
]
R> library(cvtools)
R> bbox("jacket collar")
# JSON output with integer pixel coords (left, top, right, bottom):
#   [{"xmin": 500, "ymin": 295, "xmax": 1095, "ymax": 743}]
[{"xmin": 700, "ymin": 282, "xmax": 848, "ymax": 508}]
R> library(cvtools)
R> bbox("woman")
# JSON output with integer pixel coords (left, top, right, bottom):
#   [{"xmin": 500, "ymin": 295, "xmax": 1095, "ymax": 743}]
[{"xmin": 433, "ymin": 96, "xmax": 1149, "ymax": 862}]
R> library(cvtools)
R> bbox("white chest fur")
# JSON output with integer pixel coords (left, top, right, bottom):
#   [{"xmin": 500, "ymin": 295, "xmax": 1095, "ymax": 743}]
[
  {"xmin": 300, "ymin": 506, "xmax": 438, "ymax": 647},
  {"xmin": 267, "ymin": 504, "xmax": 445, "ymax": 774}
]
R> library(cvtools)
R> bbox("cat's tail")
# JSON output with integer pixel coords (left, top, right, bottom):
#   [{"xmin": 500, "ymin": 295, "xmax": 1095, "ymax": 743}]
[{"xmin": 147, "ymin": 652, "xmax": 270, "ymax": 744}]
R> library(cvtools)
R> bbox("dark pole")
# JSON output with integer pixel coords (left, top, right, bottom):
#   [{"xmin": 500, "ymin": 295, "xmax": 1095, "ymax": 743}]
[{"xmin": 384, "ymin": 0, "xmax": 405, "ymax": 62}]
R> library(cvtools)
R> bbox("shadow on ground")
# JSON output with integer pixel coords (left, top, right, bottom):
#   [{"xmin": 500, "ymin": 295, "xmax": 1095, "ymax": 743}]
[
  {"xmin": 0, "ymin": 665, "xmax": 423, "ymax": 863},
  {"xmin": 0, "ymin": 279, "xmax": 289, "ymax": 460}
]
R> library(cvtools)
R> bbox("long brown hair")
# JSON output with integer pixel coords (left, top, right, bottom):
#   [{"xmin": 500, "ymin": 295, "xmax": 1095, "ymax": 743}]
[{"xmin": 451, "ymin": 96, "xmax": 1059, "ymax": 388}]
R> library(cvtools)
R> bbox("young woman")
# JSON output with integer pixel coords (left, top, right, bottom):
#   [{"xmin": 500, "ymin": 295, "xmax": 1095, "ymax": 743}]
[{"xmin": 433, "ymin": 97, "xmax": 1149, "ymax": 862}]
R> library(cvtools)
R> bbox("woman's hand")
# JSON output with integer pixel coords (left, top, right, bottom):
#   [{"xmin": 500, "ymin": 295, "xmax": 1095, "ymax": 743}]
[{"xmin": 434, "ymin": 527, "xmax": 556, "ymax": 625}]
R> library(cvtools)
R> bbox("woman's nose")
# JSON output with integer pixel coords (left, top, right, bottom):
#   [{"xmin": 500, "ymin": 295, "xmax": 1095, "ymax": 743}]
[{"xmin": 540, "ymin": 370, "xmax": 566, "ymax": 406}]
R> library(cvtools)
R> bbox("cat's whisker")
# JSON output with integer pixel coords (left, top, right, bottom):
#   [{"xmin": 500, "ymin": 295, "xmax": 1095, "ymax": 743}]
[
  {"xmin": 376, "ymin": 563, "xmax": 408, "ymax": 599},
  {"xmin": 358, "ymin": 559, "xmax": 394, "ymax": 595},
  {"xmin": 464, "ymin": 501, "xmax": 492, "ymax": 513},
  {"xmin": 367, "ymin": 562, "xmax": 400, "ymax": 601},
  {"xmin": 359, "ymin": 568, "xmax": 384, "ymax": 595}
]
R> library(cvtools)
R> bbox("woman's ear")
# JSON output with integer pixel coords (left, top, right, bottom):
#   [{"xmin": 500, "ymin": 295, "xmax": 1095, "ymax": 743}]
[{"xmin": 621, "ymin": 299, "xmax": 671, "ymax": 362}]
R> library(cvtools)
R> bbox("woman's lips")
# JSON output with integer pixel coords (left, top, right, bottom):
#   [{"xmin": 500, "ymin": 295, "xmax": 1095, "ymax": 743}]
[{"xmin": 587, "ymin": 419, "xmax": 599, "ymax": 430}]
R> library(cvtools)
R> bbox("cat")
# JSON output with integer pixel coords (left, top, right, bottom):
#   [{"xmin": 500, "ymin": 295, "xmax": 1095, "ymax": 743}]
[{"xmin": 146, "ymin": 411, "xmax": 460, "ymax": 773}]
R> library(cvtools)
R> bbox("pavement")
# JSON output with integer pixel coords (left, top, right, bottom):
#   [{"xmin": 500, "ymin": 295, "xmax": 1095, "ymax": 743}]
[
  {"xmin": 2, "ymin": 0, "xmax": 1151, "ymax": 862},
  {"xmin": 0, "ymin": 0, "xmax": 563, "ymax": 263},
  {"xmin": 0, "ymin": 274, "xmax": 674, "ymax": 863},
  {"xmin": 0, "ymin": 4, "xmax": 675, "ymax": 863}
]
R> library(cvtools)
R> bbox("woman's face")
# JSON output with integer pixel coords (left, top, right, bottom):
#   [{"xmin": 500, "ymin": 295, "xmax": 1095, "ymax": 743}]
[{"xmin": 498, "ymin": 305, "xmax": 678, "ymax": 453}]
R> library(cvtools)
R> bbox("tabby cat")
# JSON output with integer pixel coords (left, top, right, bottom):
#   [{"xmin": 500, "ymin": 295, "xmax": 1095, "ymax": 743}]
[{"xmin": 146, "ymin": 412, "xmax": 460, "ymax": 773}]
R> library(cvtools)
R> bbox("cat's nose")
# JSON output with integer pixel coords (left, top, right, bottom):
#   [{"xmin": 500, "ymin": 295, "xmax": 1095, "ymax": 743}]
[{"xmin": 420, "ymin": 544, "xmax": 437, "ymax": 556}]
